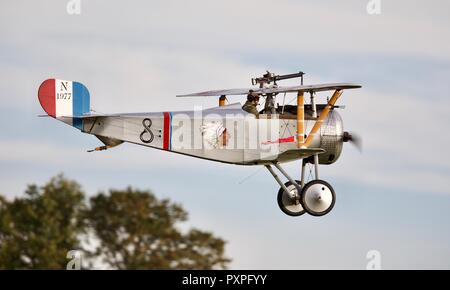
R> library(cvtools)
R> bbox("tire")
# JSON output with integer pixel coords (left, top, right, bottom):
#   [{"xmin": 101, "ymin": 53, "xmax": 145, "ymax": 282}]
[
  {"xmin": 301, "ymin": 179, "xmax": 336, "ymax": 216},
  {"xmin": 277, "ymin": 180, "xmax": 305, "ymax": 217}
]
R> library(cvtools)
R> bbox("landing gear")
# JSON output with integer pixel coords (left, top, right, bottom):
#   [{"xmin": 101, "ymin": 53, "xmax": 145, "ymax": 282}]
[
  {"xmin": 264, "ymin": 87, "xmax": 339, "ymax": 217},
  {"xmin": 277, "ymin": 180, "xmax": 305, "ymax": 216},
  {"xmin": 266, "ymin": 159, "xmax": 336, "ymax": 218},
  {"xmin": 301, "ymin": 180, "xmax": 335, "ymax": 216}
]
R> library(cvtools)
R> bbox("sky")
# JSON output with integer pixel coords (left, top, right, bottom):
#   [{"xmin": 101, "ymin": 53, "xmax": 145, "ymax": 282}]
[{"xmin": 1, "ymin": 0, "xmax": 450, "ymax": 269}]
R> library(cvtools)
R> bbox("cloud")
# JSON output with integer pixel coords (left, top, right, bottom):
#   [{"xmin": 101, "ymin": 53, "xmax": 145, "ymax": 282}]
[{"xmin": 2, "ymin": 0, "xmax": 450, "ymax": 61}]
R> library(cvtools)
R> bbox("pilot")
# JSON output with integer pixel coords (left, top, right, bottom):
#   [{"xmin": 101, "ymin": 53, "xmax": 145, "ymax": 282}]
[{"xmin": 242, "ymin": 91, "xmax": 260, "ymax": 117}]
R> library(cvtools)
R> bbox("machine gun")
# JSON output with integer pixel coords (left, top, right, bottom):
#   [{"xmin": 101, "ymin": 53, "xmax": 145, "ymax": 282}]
[{"xmin": 251, "ymin": 71, "xmax": 305, "ymax": 87}]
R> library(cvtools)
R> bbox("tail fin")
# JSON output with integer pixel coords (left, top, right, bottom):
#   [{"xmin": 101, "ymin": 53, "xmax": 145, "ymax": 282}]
[{"xmin": 38, "ymin": 79, "xmax": 90, "ymax": 129}]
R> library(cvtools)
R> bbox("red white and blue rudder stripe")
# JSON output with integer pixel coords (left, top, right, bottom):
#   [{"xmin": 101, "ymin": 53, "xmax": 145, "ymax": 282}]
[{"xmin": 38, "ymin": 79, "xmax": 90, "ymax": 130}]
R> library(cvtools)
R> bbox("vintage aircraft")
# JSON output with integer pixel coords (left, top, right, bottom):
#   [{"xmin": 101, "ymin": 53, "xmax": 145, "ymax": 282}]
[{"xmin": 38, "ymin": 71, "xmax": 361, "ymax": 217}]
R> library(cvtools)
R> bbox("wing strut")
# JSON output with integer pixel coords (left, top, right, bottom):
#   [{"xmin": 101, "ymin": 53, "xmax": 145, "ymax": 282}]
[
  {"xmin": 296, "ymin": 91, "xmax": 305, "ymax": 147},
  {"xmin": 298, "ymin": 89, "xmax": 343, "ymax": 148}
]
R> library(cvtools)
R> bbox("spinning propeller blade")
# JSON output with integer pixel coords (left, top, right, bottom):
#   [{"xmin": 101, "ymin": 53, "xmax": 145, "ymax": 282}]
[{"xmin": 343, "ymin": 131, "xmax": 362, "ymax": 152}]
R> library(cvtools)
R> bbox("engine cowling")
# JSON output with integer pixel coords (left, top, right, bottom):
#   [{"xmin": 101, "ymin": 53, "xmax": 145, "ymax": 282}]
[{"xmin": 315, "ymin": 110, "xmax": 344, "ymax": 165}]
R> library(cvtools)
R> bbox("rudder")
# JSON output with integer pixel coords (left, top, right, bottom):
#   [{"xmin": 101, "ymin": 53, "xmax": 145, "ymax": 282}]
[{"xmin": 38, "ymin": 78, "xmax": 90, "ymax": 129}]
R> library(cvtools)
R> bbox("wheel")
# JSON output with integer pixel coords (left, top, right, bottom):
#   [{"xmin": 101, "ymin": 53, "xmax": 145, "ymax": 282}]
[
  {"xmin": 277, "ymin": 180, "xmax": 305, "ymax": 217},
  {"xmin": 301, "ymin": 180, "xmax": 336, "ymax": 216}
]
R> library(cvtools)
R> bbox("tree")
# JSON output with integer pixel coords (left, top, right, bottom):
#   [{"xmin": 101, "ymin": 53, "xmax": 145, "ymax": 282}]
[
  {"xmin": 0, "ymin": 175, "xmax": 230, "ymax": 269},
  {"xmin": 0, "ymin": 175, "xmax": 86, "ymax": 269},
  {"xmin": 87, "ymin": 188, "xmax": 230, "ymax": 269}
]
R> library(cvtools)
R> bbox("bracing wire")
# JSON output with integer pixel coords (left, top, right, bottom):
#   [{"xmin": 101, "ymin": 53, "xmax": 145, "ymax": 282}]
[
  {"xmin": 281, "ymin": 92, "xmax": 287, "ymax": 114},
  {"xmin": 238, "ymin": 167, "xmax": 264, "ymax": 185}
]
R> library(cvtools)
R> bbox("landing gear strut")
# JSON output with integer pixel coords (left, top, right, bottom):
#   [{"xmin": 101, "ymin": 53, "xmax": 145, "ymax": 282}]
[
  {"xmin": 265, "ymin": 88, "xmax": 339, "ymax": 217},
  {"xmin": 265, "ymin": 158, "xmax": 336, "ymax": 217}
]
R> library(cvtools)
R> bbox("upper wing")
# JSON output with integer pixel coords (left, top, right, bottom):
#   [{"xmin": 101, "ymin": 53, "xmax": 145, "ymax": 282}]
[
  {"xmin": 176, "ymin": 83, "xmax": 361, "ymax": 97},
  {"xmin": 177, "ymin": 88, "xmax": 254, "ymax": 97}
]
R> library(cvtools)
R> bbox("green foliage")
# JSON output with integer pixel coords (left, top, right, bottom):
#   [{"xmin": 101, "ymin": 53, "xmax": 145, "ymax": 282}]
[
  {"xmin": 88, "ymin": 188, "xmax": 230, "ymax": 269},
  {"xmin": 0, "ymin": 175, "xmax": 85, "ymax": 269},
  {"xmin": 0, "ymin": 175, "xmax": 230, "ymax": 269}
]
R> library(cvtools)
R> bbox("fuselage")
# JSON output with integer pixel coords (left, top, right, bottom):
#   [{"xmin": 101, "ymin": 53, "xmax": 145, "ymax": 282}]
[{"xmin": 81, "ymin": 103, "xmax": 344, "ymax": 165}]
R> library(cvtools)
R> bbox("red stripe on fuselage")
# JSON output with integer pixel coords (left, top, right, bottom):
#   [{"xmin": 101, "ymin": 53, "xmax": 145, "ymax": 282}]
[{"xmin": 163, "ymin": 112, "xmax": 170, "ymax": 150}]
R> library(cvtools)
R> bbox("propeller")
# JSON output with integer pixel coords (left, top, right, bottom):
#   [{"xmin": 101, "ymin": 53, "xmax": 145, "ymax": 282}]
[{"xmin": 343, "ymin": 131, "xmax": 362, "ymax": 152}]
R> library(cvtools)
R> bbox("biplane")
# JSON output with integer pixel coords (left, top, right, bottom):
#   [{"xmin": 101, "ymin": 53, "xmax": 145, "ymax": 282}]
[{"xmin": 38, "ymin": 71, "xmax": 361, "ymax": 217}]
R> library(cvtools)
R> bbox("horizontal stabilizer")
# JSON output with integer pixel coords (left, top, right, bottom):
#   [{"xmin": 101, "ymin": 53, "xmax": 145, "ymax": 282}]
[{"xmin": 60, "ymin": 113, "xmax": 111, "ymax": 119}]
